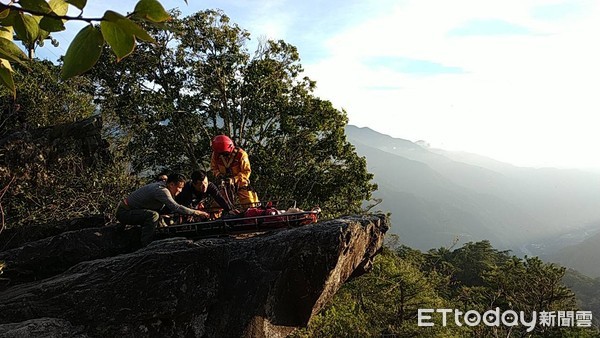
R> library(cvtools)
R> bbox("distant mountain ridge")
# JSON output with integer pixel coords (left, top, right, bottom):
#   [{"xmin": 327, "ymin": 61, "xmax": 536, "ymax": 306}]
[
  {"xmin": 350, "ymin": 140, "xmax": 538, "ymax": 250},
  {"xmin": 551, "ymin": 227, "xmax": 600, "ymax": 277},
  {"xmin": 345, "ymin": 125, "xmax": 600, "ymax": 261}
]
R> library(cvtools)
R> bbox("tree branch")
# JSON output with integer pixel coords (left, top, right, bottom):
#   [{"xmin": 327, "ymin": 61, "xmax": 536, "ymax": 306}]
[
  {"xmin": 0, "ymin": 176, "xmax": 16, "ymax": 235},
  {"xmin": 0, "ymin": 4, "xmax": 105, "ymax": 23}
]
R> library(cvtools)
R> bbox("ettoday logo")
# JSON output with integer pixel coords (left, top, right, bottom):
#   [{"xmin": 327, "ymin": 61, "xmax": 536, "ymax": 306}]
[{"xmin": 418, "ymin": 308, "xmax": 593, "ymax": 332}]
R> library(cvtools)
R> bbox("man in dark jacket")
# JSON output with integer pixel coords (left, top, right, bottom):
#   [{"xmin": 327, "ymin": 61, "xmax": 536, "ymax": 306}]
[
  {"xmin": 175, "ymin": 170, "xmax": 234, "ymax": 213},
  {"xmin": 116, "ymin": 173, "xmax": 208, "ymax": 246}
]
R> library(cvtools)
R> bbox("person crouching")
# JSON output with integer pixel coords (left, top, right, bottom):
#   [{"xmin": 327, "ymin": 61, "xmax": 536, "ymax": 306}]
[{"xmin": 116, "ymin": 173, "xmax": 209, "ymax": 246}]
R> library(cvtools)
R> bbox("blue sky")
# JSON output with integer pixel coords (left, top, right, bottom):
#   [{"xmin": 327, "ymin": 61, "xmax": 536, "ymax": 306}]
[{"xmin": 35, "ymin": 0, "xmax": 600, "ymax": 169}]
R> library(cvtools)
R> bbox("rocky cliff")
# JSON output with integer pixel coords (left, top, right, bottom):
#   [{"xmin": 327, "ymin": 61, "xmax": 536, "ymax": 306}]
[{"xmin": 0, "ymin": 215, "xmax": 388, "ymax": 337}]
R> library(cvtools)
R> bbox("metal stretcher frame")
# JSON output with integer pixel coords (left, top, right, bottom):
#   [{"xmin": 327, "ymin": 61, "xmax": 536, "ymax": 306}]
[{"xmin": 155, "ymin": 209, "xmax": 321, "ymax": 238}]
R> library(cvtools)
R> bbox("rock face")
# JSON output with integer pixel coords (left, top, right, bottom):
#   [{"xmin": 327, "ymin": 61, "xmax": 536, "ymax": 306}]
[{"xmin": 0, "ymin": 215, "xmax": 388, "ymax": 337}]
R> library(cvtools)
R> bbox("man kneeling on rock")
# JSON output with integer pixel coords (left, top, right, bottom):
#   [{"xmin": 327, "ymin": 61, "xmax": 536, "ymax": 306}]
[
  {"xmin": 175, "ymin": 170, "xmax": 237, "ymax": 215},
  {"xmin": 116, "ymin": 173, "xmax": 208, "ymax": 246}
]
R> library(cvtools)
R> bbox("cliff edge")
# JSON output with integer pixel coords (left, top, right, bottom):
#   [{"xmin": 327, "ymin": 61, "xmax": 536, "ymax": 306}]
[{"xmin": 0, "ymin": 215, "xmax": 388, "ymax": 337}]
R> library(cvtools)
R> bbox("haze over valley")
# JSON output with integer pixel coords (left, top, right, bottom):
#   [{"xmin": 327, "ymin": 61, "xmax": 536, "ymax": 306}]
[{"xmin": 346, "ymin": 125, "xmax": 600, "ymax": 278}]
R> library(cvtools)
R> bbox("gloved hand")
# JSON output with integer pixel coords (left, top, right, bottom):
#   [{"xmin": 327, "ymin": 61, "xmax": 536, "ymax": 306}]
[
  {"xmin": 159, "ymin": 215, "xmax": 172, "ymax": 227},
  {"xmin": 194, "ymin": 210, "xmax": 210, "ymax": 219},
  {"xmin": 220, "ymin": 177, "xmax": 234, "ymax": 186}
]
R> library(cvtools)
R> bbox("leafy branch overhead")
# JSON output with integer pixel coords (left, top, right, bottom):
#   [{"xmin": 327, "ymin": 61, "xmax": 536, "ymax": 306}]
[{"xmin": 0, "ymin": 0, "xmax": 171, "ymax": 96}]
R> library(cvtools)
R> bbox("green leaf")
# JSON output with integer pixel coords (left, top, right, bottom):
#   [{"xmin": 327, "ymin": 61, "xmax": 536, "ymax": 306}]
[
  {"xmin": 31, "ymin": 15, "xmax": 51, "ymax": 40},
  {"xmin": 133, "ymin": 0, "xmax": 170, "ymax": 23},
  {"xmin": 0, "ymin": 59, "xmax": 15, "ymax": 97},
  {"xmin": 14, "ymin": 13, "xmax": 40, "ymax": 45},
  {"xmin": 61, "ymin": 25, "xmax": 104, "ymax": 80},
  {"xmin": 0, "ymin": 58, "xmax": 13, "ymax": 72},
  {"xmin": 49, "ymin": 0, "xmax": 69, "ymax": 16},
  {"xmin": 100, "ymin": 10, "xmax": 156, "ymax": 61},
  {"xmin": 100, "ymin": 19, "xmax": 134, "ymax": 61},
  {"xmin": 0, "ymin": 27, "xmax": 13, "ymax": 40},
  {"xmin": 39, "ymin": 16, "xmax": 65, "ymax": 32},
  {"xmin": 64, "ymin": 0, "xmax": 87, "ymax": 10},
  {"xmin": 38, "ymin": 0, "xmax": 68, "ymax": 32},
  {"xmin": 103, "ymin": 11, "xmax": 155, "ymax": 42},
  {"xmin": 143, "ymin": 20, "xmax": 170, "ymax": 32},
  {"xmin": 0, "ymin": 9, "xmax": 18, "ymax": 26},
  {"xmin": 19, "ymin": 0, "xmax": 53, "ymax": 14},
  {"xmin": 0, "ymin": 37, "xmax": 29, "ymax": 66},
  {"xmin": 0, "ymin": 8, "xmax": 10, "ymax": 20}
]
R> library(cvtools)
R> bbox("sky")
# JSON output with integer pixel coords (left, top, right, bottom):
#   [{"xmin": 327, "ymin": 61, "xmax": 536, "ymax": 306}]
[{"xmin": 37, "ymin": 0, "xmax": 600, "ymax": 169}]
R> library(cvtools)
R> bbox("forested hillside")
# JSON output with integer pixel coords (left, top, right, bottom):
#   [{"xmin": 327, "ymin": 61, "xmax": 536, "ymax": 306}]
[
  {"xmin": 296, "ymin": 240, "xmax": 600, "ymax": 337},
  {"xmin": 552, "ymin": 230, "xmax": 600, "ymax": 278},
  {"xmin": 563, "ymin": 269, "xmax": 600, "ymax": 322}
]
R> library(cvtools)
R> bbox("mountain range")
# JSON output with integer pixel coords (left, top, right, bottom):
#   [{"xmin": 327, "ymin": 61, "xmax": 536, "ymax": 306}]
[{"xmin": 345, "ymin": 125, "xmax": 600, "ymax": 277}]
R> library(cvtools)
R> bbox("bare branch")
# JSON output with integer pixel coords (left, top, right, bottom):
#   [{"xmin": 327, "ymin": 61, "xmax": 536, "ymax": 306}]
[{"xmin": 0, "ymin": 176, "xmax": 16, "ymax": 235}]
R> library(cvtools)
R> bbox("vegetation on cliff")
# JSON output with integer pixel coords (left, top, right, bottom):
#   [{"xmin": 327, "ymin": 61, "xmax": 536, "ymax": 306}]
[{"xmin": 297, "ymin": 239, "xmax": 600, "ymax": 337}]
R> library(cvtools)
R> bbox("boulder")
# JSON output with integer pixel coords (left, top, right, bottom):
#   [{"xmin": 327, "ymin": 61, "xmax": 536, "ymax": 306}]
[
  {"xmin": 0, "ymin": 318, "xmax": 88, "ymax": 338},
  {"xmin": 0, "ymin": 215, "xmax": 388, "ymax": 337}
]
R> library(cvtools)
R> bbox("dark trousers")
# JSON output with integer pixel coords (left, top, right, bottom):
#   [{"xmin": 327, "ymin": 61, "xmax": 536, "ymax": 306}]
[{"xmin": 116, "ymin": 204, "xmax": 160, "ymax": 246}]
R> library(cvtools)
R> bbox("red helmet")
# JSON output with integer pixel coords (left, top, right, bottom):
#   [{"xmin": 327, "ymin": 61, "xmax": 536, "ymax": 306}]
[{"xmin": 211, "ymin": 135, "xmax": 234, "ymax": 153}]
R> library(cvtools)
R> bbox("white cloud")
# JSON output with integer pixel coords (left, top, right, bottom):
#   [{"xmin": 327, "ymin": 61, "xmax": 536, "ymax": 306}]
[
  {"xmin": 34, "ymin": 0, "xmax": 600, "ymax": 168},
  {"xmin": 303, "ymin": 0, "xmax": 600, "ymax": 168}
]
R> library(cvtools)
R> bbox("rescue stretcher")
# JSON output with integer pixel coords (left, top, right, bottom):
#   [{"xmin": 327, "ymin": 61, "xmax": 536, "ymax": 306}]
[{"xmin": 155, "ymin": 204, "xmax": 321, "ymax": 239}]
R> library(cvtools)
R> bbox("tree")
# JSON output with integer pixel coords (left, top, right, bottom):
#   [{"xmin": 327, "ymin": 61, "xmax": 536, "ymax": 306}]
[
  {"xmin": 300, "ymin": 241, "xmax": 597, "ymax": 337},
  {"xmin": 84, "ymin": 10, "xmax": 191, "ymax": 172},
  {"xmin": 444, "ymin": 240, "xmax": 511, "ymax": 288},
  {"xmin": 0, "ymin": 0, "xmax": 172, "ymax": 96},
  {"xmin": 86, "ymin": 10, "xmax": 377, "ymax": 218},
  {"xmin": 490, "ymin": 256, "xmax": 576, "ymax": 312},
  {"xmin": 294, "ymin": 248, "xmax": 460, "ymax": 337},
  {"xmin": 419, "ymin": 241, "xmax": 590, "ymax": 336},
  {"xmin": 0, "ymin": 57, "xmax": 139, "ymax": 229},
  {"xmin": 0, "ymin": 60, "xmax": 93, "ymax": 136},
  {"xmin": 563, "ymin": 269, "xmax": 600, "ymax": 327}
]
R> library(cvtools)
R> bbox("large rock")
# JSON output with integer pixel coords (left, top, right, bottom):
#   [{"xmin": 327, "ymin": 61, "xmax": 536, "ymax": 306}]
[
  {"xmin": 0, "ymin": 215, "xmax": 388, "ymax": 337},
  {"xmin": 0, "ymin": 225, "xmax": 140, "ymax": 285},
  {"xmin": 0, "ymin": 216, "xmax": 107, "ymax": 251},
  {"xmin": 0, "ymin": 318, "xmax": 88, "ymax": 338}
]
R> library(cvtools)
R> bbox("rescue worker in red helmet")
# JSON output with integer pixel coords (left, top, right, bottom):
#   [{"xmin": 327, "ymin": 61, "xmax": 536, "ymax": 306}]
[{"xmin": 210, "ymin": 135, "xmax": 260, "ymax": 207}]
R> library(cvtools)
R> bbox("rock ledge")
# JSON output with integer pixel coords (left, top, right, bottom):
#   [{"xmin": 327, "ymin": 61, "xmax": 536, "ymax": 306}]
[{"xmin": 0, "ymin": 215, "xmax": 388, "ymax": 337}]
